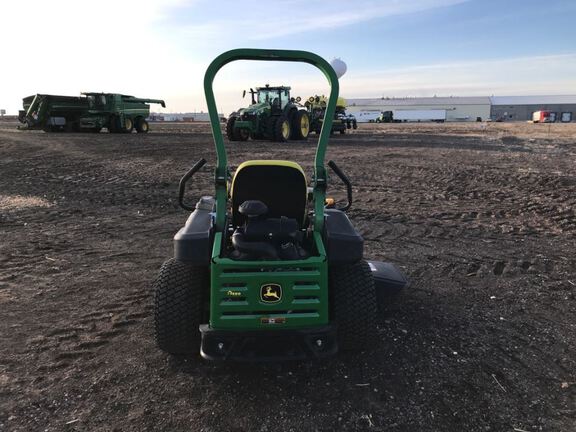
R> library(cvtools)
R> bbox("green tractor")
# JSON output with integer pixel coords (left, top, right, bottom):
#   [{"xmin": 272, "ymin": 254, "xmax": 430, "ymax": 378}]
[
  {"xmin": 153, "ymin": 49, "xmax": 408, "ymax": 361},
  {"xmin": 375, "ymin": 111, "xmax": 394, "ymax": 123},
  {"xmin": 226, "ymin": 85, "xmax": 310, "ymax": 142}
]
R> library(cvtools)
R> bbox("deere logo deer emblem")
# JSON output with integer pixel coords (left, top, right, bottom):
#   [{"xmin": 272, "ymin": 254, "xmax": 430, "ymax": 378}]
[{"xmin": 260, "ymin": 283, "xmax": 282, "ymax": 303}]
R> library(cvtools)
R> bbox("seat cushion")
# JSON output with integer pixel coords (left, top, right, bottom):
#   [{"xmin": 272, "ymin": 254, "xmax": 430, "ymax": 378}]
[{"xmin": 231, "ymin": 160, "xmax": 308, "ymax": 227}]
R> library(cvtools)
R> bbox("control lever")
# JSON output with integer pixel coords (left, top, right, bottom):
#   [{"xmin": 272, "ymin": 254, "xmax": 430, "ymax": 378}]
[
  {"xmin": 178, "ymin": 158, "xmax": 207, "ymax": 211},
  {"xmin": 327, "ymin": 160, "xmax": 353, "ymax": 211}
]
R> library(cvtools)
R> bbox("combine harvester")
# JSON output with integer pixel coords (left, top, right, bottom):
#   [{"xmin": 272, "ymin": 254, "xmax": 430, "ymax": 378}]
[{"xmin": 18, "ymin": 93, "xmax": 165, "ymax": 133}]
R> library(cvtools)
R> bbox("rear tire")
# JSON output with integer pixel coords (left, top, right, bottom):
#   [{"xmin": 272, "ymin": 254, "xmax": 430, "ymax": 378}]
[
  {"xmin": 153, "ymin": 258, "xmax": 207, "ymax": 355},
  {"xmin": 330, "ymin": 260, "xmax": 377, "ymax": 351},
  {"xmin": 290, "ymin": 110, "xmax": 310, "ymax": 140}
]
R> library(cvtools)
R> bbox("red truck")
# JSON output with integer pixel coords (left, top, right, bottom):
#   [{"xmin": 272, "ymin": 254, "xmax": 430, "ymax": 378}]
[{"xmin": 532, "ymin": 110, "xmax": 554, "ymax": 123}]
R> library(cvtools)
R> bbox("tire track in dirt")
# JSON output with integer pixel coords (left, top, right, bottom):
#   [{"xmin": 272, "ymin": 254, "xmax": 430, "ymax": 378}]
[{"xmin": 26, "ymin": 289, "xmax": 152, "ymax": 371}]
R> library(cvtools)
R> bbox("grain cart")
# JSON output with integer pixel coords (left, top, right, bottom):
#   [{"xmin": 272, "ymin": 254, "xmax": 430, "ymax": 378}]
[
  {"xmin": 18, "ymin": 93, "xmax": 165, "ymax": 133},
  {"xmin": 306, "ymin": 95, "xmax": 357, "ymax": 134},
  {"xmin": 153, "ymin": 49, "xmax": 408, "ymax": 361},
  {"xmin": 226, "ymin": 85, "xmax": 310, "ymax": 142}
]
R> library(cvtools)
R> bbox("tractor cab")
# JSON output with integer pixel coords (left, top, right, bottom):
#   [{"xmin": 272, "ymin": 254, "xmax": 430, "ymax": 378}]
[
  {"xmin": 84, "ymin": 93, "xmax": 108, "ymax": 109},
  {"xmin": 256, "ymin": 85, "xmax": 290, "ymax": 111}
]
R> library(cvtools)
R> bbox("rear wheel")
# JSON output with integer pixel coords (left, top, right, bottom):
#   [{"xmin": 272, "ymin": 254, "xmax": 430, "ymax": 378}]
[
  {"xmin": 154, "ymin": 258, "xmax": 208, "ymax": 355},
  {"xmin": 135, "ymin": 118, "xmax": 149, "ymax": 133},
  {"xmin": 330, "ymin": 260, "xmax": 377, "ymax": 351},
  {"xmin": 290, "ymin": 110, "xmax": 310, "ymax": 140},
  {"xmin": 273, "ymin": 114, "xmax": 290, "ymax": 142}
]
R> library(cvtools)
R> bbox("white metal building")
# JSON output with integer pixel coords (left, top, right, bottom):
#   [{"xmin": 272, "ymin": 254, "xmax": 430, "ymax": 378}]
[
  {"xmin": 490, "ymin": 95, "xmax": 576, "ymax": 122},
  {"xmin": 346, "ymin": 96, "xmax": 491, "ymax": 122}
]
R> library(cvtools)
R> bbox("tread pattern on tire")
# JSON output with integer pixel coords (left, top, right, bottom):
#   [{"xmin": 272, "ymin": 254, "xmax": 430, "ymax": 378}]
[
  {"xmin": 153, "ymin": 258, "xmax": 207, "ymax": 355},
  {"xmin": 290, "ymin": 110, "xmax": 309, "ymax": 140},
  {"xmin": 226, "ymin": 116, "xmax": 237, "ymax": 141},
  {"xmin": 330, "ymin": 260, "xmax": 377, "ymax": 351}
]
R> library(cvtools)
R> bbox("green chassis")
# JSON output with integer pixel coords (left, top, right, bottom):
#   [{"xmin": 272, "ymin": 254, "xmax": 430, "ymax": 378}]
[{"xmin": 204, "ymin": 49, "xmax": 339, "ymax": 320}]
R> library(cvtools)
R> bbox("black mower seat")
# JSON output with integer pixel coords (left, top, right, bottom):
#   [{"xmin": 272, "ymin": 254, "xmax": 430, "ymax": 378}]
[{"xmin": 231, "ymin": 160, "xmax": 308, "ymax": 227}]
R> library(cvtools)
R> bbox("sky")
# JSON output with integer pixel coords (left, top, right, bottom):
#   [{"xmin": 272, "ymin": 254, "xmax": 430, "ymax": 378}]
[{"xmin": 1, "ymin": 0, "xmax": 575, "ymax": 115}]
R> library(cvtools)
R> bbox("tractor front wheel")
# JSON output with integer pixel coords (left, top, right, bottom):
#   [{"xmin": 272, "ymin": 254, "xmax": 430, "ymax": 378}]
[
  {"xmin": 273, "ymin": 114, "xmax": 290, "ymax": 142},
  {"xmin": 153, "ymin": 258, "xmax": 207, "ymax": 355},
  {"xmin": 234, "ymin": 128, "xmax": 250, "ymax": 141},
  {"xmin": 290, "ymin": 110, "xmax": 310, "ymax": 140},
  {"xmin": 108, "ymin": 116, "xmax": 118, "ymax": 133},
  {"xmin": 226, "ymin": 116, "xmax": 238, "ymax": 141},
  {"xmin": 122, "ymin": 117, "xmax": 134, "ymax": 133},
  {"xmin": 330, "ymin": 260, "xmax": 377, "ymax": 351}
]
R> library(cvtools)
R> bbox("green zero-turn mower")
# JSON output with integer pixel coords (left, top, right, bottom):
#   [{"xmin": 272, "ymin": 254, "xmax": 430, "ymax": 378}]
[{"xmin": 153, "ymin": 49, "xmax": 408, "ymax": 361}]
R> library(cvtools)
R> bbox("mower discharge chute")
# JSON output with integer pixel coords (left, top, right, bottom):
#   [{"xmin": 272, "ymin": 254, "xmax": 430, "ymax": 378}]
[{"xmin": 153, "ymin": 49, "xmax": 408, "ymax": 361}]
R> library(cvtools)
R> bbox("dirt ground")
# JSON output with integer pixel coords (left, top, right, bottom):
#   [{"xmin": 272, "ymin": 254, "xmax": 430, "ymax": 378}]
[{"xmin": 1, "ymin": 119, "xmax": 575, "ymax": 431}]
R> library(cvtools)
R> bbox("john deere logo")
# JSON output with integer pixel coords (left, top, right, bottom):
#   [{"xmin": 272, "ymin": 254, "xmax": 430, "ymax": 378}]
[{"xmin": 260, "ymin": 283, "xmax": 282, "ymax": 303}]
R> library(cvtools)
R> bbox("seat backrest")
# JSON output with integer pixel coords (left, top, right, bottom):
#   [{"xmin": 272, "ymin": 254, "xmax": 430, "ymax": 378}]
[{"xmin": 231, "ymin": 161, "xmax": 308, "ymax": 227}]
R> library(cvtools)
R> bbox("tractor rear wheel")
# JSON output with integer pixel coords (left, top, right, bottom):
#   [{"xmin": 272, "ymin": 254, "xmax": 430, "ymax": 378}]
[
  {"xmin": 330, "ymin": 260, "xmax": 377, "ymax": 351},
  {"xmin": 136, "ymin": 118, "xmax": 149, "ymax": 133},
  {"xmin": 153, "ymin": 258, "xmax": 207, "ymax": 355},
  {"xmin": 290, "ymin": 110, "xmax": 310, "ymax": 140},
  {"xmin": 273, "ymin": 114, "xmax": 290, "ymax": 142}
]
